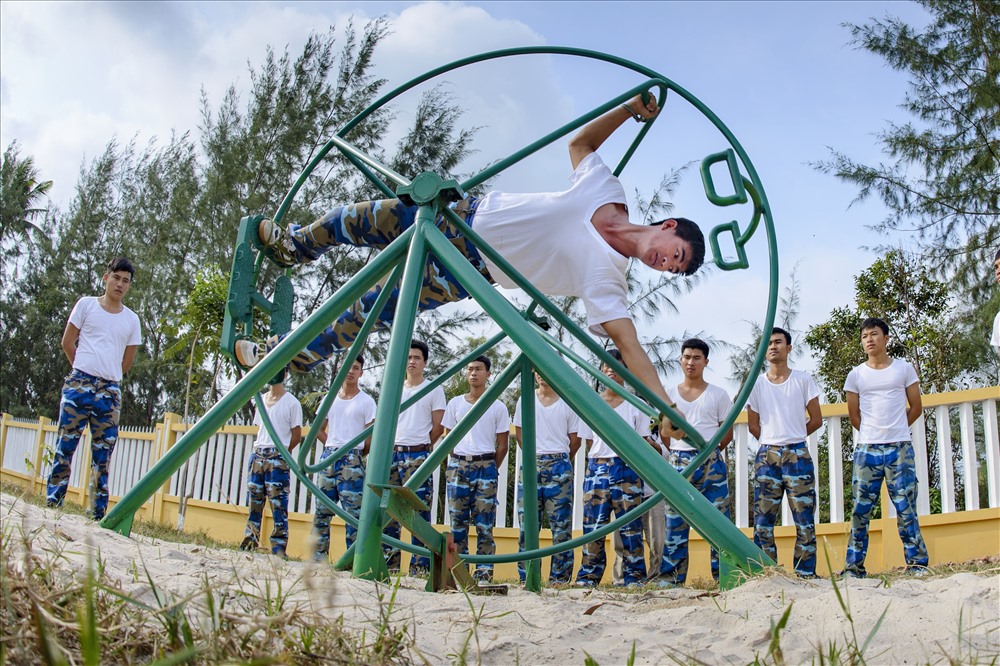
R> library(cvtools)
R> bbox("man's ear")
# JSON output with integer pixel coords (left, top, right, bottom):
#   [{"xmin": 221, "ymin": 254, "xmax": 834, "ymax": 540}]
[{"xmin": 659, "ymin": 218, "xmax": 678, "ymax": 231}]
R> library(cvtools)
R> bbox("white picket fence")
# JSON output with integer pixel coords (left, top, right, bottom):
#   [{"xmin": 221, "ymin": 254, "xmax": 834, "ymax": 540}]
[{"xmin": 2, "ymin": 387, "xmax": 996, "ymax": 531}]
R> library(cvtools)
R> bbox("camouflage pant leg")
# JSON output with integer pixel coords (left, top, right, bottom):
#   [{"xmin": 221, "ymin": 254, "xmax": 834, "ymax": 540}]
[
  {"xmin": 517, "ymin": 455, "xmax": 574, "ymax": 584},
  {"xmin": 383, "ymin": 451, "xmax": 433, "ymax": 572},
  {"xmin": 846, "ymin": 443, "xmax": 928, "ymax": 573},
  {"xmin": 613, "ymin": 498, "xmax": 664, "ymax": 585},
  {"xmin": 244, "ymin": 449, "xmax": 290, "ymax": 555},
  {"xmin": 244, "ymin": 451, "xmax": 269, "ymax": 548},
  {"xmin": 661, "ymin": 449, "xmax": 731, "ymax": 583},
  {"xmin": 609, "ymin": 460, "xmax": 647, "ymax": 585},
  {"xmin": 268, "ymin": 199, "xmax": 492, "ymax": 373},
  {"xmin": 312, "ymin": 449, "xmax": 366, "ymax": 559},
  {"xmin": 576, "ymin": 460, "xmax": 615, "ymax": 585},
  {"xmin": 447, "ymin": 458, "xmax": 498, "ymax": 580},
  {"xmin": 47, "ymin": 371, "xmax": 120, "ymax": 519},
  {"xmin": 753, "ymin": 443, "xmax": 816, "ymax": 576}
]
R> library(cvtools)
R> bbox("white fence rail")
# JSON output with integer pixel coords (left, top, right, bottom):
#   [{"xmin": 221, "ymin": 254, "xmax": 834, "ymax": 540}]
[{"xmin": 2, "ymin": 389, "xmax": 996, "ymax": 532}]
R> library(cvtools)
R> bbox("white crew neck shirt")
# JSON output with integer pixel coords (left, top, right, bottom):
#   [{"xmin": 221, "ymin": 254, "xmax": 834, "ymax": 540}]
[
  {"xmin": 253, "ymin": 392, "xmax": 303, "ymax": 450},
  {"xmin": 474, "ymin": 153, "xmax": 630, "ymax": 337},
  {"xmin": 324, "ymin": 390, "xmax": 377, "ymax": 450},
  {"xmin": 580, "ymin": 399, "xmax": 650, "ymax": 459},
  {"xmin": 68, "ymin": 296, "xmax": 142, "ymax": 382},
  {"xmin": 747, "ymin": 370, "xmax": 819, "ymax": 446},
  {"xmin": 443, "ymin": 395, "xmax": 510, "ymax": 456},
  {"xmin": 666, "ymin": 384, "xmax": 733, "ymax": 452},
  {"xmin": 513, "ymin": 395, "xmax": 581, "ymax": 455},
  {"xmin": 395, "ymin": 380, "xmax": 446, "ymax": 446},
  {"xmin": 844, "ymin": 359, "xmax": 920, "ymax": 444}
]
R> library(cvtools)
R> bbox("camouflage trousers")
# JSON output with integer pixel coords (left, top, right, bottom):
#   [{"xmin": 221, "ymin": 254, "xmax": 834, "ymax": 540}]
[
  {"xmin": 613, "ymin": 498, "xmax": 664, "ymax": 585},
  {"xmin": 265, "ymin": 198, "xmax": 492, "ymax": 373},
  {"xmin": 844, "ymin": 442, "xmax": 929, "ymax": 575},
  {"xmin": 576, "ymin": 458, "xmax": 647, "ymax": 586},
  {"xmin": 516, "ymin": 454, "xmax": 574, "ymax": 584},
  {"xmin": 659, "ymin": 448, "xmax": 731, "ymax": 584},
  {"xmin": 446, "ymin": 457, "xmax": 498, "ymax": 581},
  {"xmin": 243, "ymin": 448, "xmax": 291, "ymax": 556},
  {"xmin": 46, "ymin": 370, "xmax": 121, "ymax": 520},
  {"xmin": 312, "ymin": 448, "xmax": 366, "ymax": 560},
  {"xmin": 753, "ymin": 442, "xmax": 816, "ymax": 576},
  {"xmin": 383, "ymin": 449, "xmax": 435, "ymax": 573}
]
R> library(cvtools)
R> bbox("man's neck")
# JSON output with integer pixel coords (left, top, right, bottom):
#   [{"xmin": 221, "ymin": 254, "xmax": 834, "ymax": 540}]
[
  {"xmin": 466, "ymin": 385, "xmax": 487, "ymax": 402},
  {"xmin": 405, "ymin": 372, "xmax": 424, "ymax": 388},
  {"xmin": 680, "ymin": 376, "xmax": 708, "ymax": 391},
  {"xmin": 865, "ymin": 352, "xmax": 892, "ymax": 369},
  {"xmin": 767, "ymin": 361, "xmax": 791, "ymax": 381},
  {"xmin": 267, "ymin": 385, "xmax": 286, "ymax": 400},
  {"xmin": 99, "ymin": 293, "xmax": 124, "ymax": 312},
  {"xmin": 339, "ymin": 382, "xmax": 361, "ymax": 399}
]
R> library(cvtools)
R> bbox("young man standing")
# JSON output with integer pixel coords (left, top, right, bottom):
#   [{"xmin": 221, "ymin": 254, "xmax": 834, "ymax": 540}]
[
  {"xmin": 312, "ymin": 353, "xmax": 376, "ymax": 560},
  {"xmin": 46, "ymin": 257, "xmax": 142, "ymax": 521},
  {"xmin": 842, "ymin": 318, "xmax": 929, "ymax": 577},
  {"xmin": 575, "ymin": 349, "xmax": 654, "ymax": 587},
  {"xmin": 382, "ymin": 339, "xmax": 446, "ymax": 575},
  {"xmin": 991, "ymin": 249, "xmax": 1000, "ymax": 356},
  {"xmin": 237, "ymin": 93, "xmax": 700, "ymax": 442},
  {"xmin": 746, "ymin": 328, "xmax": 822, "ymax": 577},
  {"xmin": 442, "ymin": 356, "xmax": 510, "ymax": 582},
  {"xmin": 513, "ymin": 370, "xmax": 582, "ymax": 586},
  {"xmin": 658, "ymin": 338, "xmax": 734, "ymax": 586},
  {"xmin": 241, "ymin": 368, "xmax": 302, "ymax": 557}
]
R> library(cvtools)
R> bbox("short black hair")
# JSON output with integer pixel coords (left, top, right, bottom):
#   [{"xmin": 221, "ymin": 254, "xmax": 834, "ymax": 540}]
[
  {"xmin": 652, "ymin": 217, "xmax": 705, "ymax": 276},
  {"xmin": 352, "ymin": 352, "xmax": 366, "ymax": 369},
  {"xmin": 605, "ymin": 347, "xmax": 625, "ymax": 368},
  {"xmin": 994, "ymin": 247, "xmax": 1000, "ymax": 262},
  {"xmin": 268, "ymin": 367, "xmax": 287, "ymax": 386},
  {"xmin": 471, "ymin": 355, "xmax": 491, "ymax": 372},
  {"xmin": 106, "ymin": 257, "xmax": 135, "ymax": 279},
  {"xmin": 410, "ymin": 339, "xmax": 429, "ymax": 361},
  {"xmin": 771, "ymin": 327, "xmax": 792, "ymax": 345},
  {"xmin": 681, "ymin": 337, "xmax": 710, "ymax": 359},
  {"xmin": 860, "ymin": 317, "xmax": 889, "ymax": 335}
]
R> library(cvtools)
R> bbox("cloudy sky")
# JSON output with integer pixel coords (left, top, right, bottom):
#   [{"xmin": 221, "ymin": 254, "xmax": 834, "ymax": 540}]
[{"xmin": 0, "ymin": 1, "xmax": 933, "ymax": 393}]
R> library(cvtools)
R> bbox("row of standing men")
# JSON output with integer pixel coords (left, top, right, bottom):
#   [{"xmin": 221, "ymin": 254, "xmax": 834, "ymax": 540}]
[{"xmin": 241, "ymin": 319, "xmax": 929, "ymax": 585}]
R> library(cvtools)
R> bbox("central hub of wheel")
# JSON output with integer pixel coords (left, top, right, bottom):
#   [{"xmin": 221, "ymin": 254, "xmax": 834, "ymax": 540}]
[{"xmin": 398, "ymin": 172, "xmax": 465, "ymax": 206}]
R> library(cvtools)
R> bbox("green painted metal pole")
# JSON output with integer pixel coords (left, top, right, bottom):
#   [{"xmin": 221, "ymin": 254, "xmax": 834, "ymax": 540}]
[
  {"xmin": 101, "ymin": 234, "xmax": 413, "ymax": 535},
  {"xmin": 519, "ymin": 361, "xmax": 542, "ymax": 591},
  {"xmin": 352, "ymin": 207, "xmax": 436, "ymax": 580},
  {"xmin": 422, "ymin": 226, "xmax": 771, "ymax": 575}
]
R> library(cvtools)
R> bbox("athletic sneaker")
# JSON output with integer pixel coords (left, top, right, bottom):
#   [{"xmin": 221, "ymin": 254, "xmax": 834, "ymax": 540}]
[
  {"xmin": 235, "ymin": 339, "xmax": 263, "ymax": 369},
  {"xmin": 257, "ymin": 218, "xmax": 297, "ymax": 267}
]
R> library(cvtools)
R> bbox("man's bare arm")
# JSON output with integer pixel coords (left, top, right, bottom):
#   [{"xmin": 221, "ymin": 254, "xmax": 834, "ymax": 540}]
[
  {"xmin": 429, "ymin": 409, "xmax": 445, "ymax": 446},
  {"xmin": 805, "ymin": 397, "xmax": 823, "ymax": 436},
  {"xmin": 904, "ymin": 382, "xmax": 923, "ymax": 426},
  {"xmin": 61, "ymin": 322, "xmax": 80, "ymax": 366},
  {"xmin": 601, "ymin": 317, "xmax": 683, "ymax": 438},
  {"xmin": 122, "ymin": 345, "xmax": 138, "ymax": 375},
  {"xmin": 568, "ymin": 93, "xmax": 659, "ymax": 170},
  {"xmin": 747, "ymin": 407, "xmax": 761, "ymax": 441},
  {"xmin": 846, "ymin": 391, "xmax": 861, "ymax": 431}
]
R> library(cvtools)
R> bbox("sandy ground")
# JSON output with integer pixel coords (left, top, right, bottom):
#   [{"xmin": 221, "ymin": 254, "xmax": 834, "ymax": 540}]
[{"xmin": 3, "ymin": 492, "xmax": 998, "ymax": 665}]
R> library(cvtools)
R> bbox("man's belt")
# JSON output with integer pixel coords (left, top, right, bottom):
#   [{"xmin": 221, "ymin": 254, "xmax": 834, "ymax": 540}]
[
  {"xmin": 450, "ymin": 452, "xmax": 494, "ymax": 462},
  {"xmin": 394, "ymin": 444, "xmax": 431, "ymax": 453}
]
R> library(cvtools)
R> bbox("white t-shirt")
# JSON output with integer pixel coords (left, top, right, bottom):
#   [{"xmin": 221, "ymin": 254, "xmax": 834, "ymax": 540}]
[
  {"xmin": 666, "ymin": 384, "xmax": 733, "ymax": 452},
  {"xmin": 67, "ymin": 296, "xmax": 142, "ymax": 382},
  {"xmin": 844, "ymin": 359, "xmax": 920, "ymax": 444},
  {"xmin": 747, "ymin": 370, "xmax": 820, "ymax": 446},
  {"xmin": 395, "ymin": 380, "xmax": 446, "ymax": 446},
  {"xmin": 513, "ymin": 395, "xmax": 581, "ymax": 455},
  {"xmin": 475, "ymin": 153, "xmax": 630, "ymax": 337},
  {"xmin": 992, "ymin": 310, "xmax": 1000, "ymax": 356},
  {"xmin": 580, "ymin": 399, "xmax": 651, "ymax": 459},
  {"xmin": 253, "ymin": 392, "xmax": 303, "ymax": 450},
  {"xmin": 324, "ymin": 390, "xmax": 376, "ymax": 450},
  {"xmin": 443, "ymin": 395, "xmax": 510, "ymax": 456}
]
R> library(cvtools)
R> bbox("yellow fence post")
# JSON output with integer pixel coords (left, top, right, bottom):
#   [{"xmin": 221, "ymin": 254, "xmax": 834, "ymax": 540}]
[
  {"xmin": 154, "ymin": 413, "xmax": 182, "ymax": 526},
  {"xmin": 31, "ymin": 416, "xmax": 51, "ymax": 496},
  {"xmin": 0, "ymin": 413, "xmax": 11, "ymax": 477}
]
